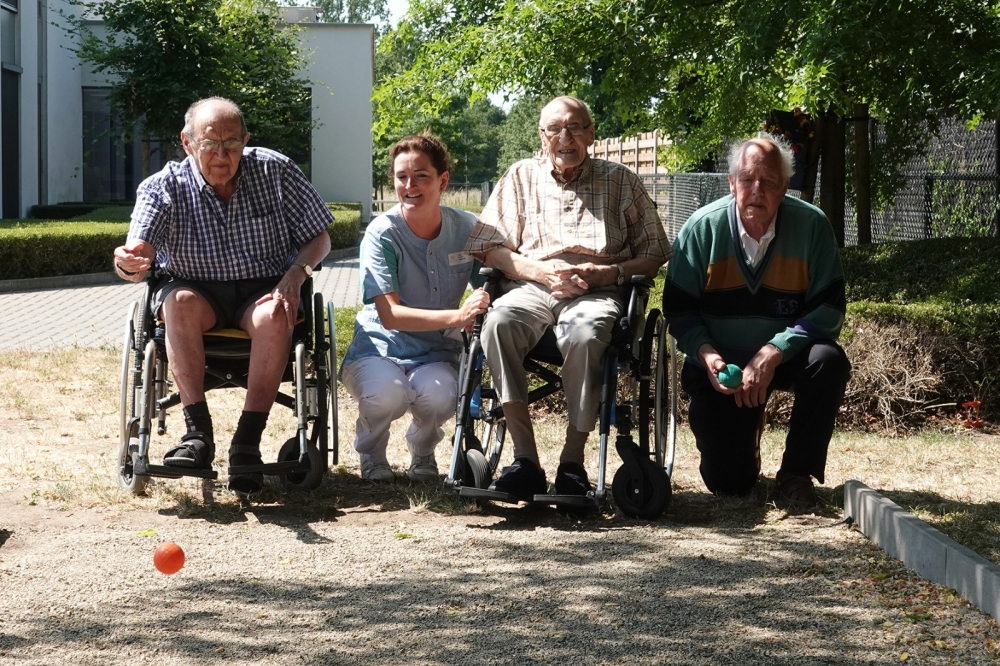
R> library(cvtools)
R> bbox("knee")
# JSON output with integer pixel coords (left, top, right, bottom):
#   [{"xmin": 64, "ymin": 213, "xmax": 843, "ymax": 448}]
[
  {"xmin": 482, "ymin": 306, "xmax": 520, "ymax": 343},
  {"xmin": 804, "ymin": 342, "xmax": 851, "ymax": 386},
  {"xmin": 701, "ymin": 462, "xmax": 759, "ymax": 497},
  {"xmin": 555, "ymin": 316, "xmax": 612, "ymax": 353},
  {"xmin": 163, "ymin": 289, "xmax": 208, "ymax": 324},
  {"xmin": 358, "ymin": 382, "xmax": 411, "ymax": 423}
]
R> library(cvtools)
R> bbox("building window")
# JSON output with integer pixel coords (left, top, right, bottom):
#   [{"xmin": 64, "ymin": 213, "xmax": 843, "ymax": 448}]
[
  {"xmin": 82, "ymin": 88, "xmax": 170, "ymax": 202},
  {"xmin": 0, "ymin": 1, "xmax": 18, "ymax": 12}
]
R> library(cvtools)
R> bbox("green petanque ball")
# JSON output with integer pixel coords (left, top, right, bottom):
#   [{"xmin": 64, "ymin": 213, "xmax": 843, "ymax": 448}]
[{"xmin": 717, "ymin": 364, "xmax": 743, "ymax": 388}]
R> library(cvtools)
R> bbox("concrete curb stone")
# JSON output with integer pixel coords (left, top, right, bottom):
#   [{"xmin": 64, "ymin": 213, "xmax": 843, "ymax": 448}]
[{"xmin": 844, "ymin": 479, "xmax": 1000, "ymax": 621}]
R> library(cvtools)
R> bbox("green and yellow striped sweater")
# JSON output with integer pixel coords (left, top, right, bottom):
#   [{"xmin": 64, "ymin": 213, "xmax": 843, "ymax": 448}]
[{"xmin": 663, "ymin": 194, "xmax": 845, "ymax": 368}]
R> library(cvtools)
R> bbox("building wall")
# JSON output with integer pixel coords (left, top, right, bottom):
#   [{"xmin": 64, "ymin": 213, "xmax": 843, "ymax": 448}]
[{"xmin": 1, "ymin": 3, "xmax": 373, "ymax": 219}]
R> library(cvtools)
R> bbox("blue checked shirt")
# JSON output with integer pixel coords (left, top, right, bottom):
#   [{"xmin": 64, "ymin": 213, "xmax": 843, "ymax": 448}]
[{"xmin": 128, "ymin": 147, "xmax": 333, "ymax": 281}]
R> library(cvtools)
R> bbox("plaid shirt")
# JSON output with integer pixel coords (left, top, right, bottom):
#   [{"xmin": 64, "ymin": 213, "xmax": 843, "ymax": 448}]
[
  {"xmin": 465, "ymin": 156, "xmax": 670, "ymax": 265},
  {"xmin": 128, "ymin": 147, "xmax": 333, "ymax": 281}
]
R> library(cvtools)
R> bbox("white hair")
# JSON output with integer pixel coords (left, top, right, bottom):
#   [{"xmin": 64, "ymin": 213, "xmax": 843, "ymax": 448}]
[
  {"xmin": 182, "ymin": 97, "xmax": 247, "ymax": 138},
  {"xmin": 727, "ymin": 132, "xmax": 795, "ymax": 183}
]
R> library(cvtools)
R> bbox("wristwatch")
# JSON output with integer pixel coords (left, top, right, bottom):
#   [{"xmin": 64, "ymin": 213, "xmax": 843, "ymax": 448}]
[
  {"xmin": 293, "ymin": 260, "xmax": 313, "ymax": 277},
  {"xmin": 616, "ymin": 263, "xmax": 626, "ymax": 286}
]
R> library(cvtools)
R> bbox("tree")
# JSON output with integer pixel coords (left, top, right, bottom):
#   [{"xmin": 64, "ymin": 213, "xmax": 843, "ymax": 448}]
[
  {"xmin": 69, "ymin": 0, "xmax": 313, "ymax": 176},
  {"xmin": 314, "ymin": 0, "xmax": 390, "ymax": 28},
  {"xmin": 376, "ymin": 0, "xmax": 1000, "ymax": 243}
]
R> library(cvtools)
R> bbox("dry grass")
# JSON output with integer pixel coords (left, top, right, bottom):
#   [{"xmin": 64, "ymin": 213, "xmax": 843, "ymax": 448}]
[{"xmin": 2, "ymin": 348, "xmax": 999, "ymax": 567}]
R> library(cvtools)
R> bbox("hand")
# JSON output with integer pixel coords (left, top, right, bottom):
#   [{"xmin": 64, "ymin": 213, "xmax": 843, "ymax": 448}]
[
  {"xmin": 113, "ymin": 239, "xmax": 152, "ymax": 281},
  {"xmin": 537, "ymin": 260, "xmax": 588, "ymax": 299},
  {"xmin": 255, "ymin": 270, "xmax": 303, "ymax": 329},
  {"xmin": 553, "ymin": 262, "xmax": 617, "ymax": 293},
  {"xmin": 457, "ymin": 287, "xmax": 491, "ymax": 328},
  {"xmin": 699, "ymin": 344, "xmax": 737, "ymax": 396},
  {"xmin": 734, "ymin": 345, "xmax": 783, "ymax": 408}
]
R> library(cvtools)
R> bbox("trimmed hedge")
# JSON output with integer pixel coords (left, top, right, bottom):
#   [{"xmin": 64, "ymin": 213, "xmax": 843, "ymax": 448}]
[
  {"xmin": 28, "ymin": 203, "xmax": 104, "ymax": 220},
  {"xmin": 0, "ymin": 207, "xmax": 362, "ymax": 281},
  {"xmin": 0, "ymin": 221, "xmax": 128, "ymax": 279}
]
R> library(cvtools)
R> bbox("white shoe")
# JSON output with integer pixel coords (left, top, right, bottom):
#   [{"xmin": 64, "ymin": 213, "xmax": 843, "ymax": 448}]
[
  {"xmin": 408, "ymin": 454, "xmax": 439, "ymax": 483},
  {"xmin": 360, "ymin": 459, "xmax": 395, "ymax": 481}
]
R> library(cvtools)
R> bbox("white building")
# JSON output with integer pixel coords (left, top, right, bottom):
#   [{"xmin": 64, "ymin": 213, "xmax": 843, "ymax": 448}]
[{"xmin": 0, "ymin": 2, "xmax": 373, "ymax": 222}]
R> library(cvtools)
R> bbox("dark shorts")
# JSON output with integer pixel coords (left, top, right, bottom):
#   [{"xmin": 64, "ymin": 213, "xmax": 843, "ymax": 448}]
[{"xmin": 151, "ymin": 275, "xmax": 295, "ymax": 330}]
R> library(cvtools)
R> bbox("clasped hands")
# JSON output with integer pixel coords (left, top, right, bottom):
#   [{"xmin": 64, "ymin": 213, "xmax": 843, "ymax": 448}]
[
  {"xmin": 535, "ymin": 259, "xmax": 614, "ymax": 299},
  {"xmin": 700, "ymin": 343, "xmax": 783, "ymax": 408}
]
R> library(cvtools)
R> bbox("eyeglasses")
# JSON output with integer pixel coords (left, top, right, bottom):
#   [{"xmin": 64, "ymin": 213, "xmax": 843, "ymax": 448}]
[
  {"xmin": 539, "ymin": 123, "xmax": 592, "ymax": 138},
  {"xmin": 194, "ymin": 138, "xmax": 246, "ymax": 154}
]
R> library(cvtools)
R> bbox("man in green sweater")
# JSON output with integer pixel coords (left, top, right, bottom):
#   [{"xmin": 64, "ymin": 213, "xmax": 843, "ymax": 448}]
[{"xmin": 663, "ymin": 134, "xmax": 850, "ymax": 509}]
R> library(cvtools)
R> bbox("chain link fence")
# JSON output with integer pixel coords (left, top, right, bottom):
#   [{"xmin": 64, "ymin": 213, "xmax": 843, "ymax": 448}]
[{"xmin": 645, "ymin": 119, "xmax": 999, "ymax": 245}]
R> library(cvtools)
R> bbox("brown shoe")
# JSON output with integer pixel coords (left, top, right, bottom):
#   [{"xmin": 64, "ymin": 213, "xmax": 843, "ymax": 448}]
[{"xmin": 777, "ymin": 474, "xmax": 817, "ymax": 510}]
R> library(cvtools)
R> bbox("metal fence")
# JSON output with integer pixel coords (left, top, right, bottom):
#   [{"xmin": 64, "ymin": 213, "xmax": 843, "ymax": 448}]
[
  {"xmin": 671, "ymin": 118, "xmax": 1000, "ymax": 245},
  {"xmin": 373, "ymin": 181, "xmax": 492, "ymax": 214}
]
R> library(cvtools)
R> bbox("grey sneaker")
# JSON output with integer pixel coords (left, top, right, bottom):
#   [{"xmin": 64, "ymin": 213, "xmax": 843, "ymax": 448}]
[
  {"xmin": 408, "ymin": 454, "xmax": 439, "ymax": 483},
  {"xmin": 360, "ymin": 459, "xmax": 395, "ymax": 481}
]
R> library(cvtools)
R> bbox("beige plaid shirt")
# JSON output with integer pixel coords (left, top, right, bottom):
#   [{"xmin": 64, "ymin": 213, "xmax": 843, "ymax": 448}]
[{"xmin": 465, "ymin": 156, "xmax": 670, "ymax": 265}]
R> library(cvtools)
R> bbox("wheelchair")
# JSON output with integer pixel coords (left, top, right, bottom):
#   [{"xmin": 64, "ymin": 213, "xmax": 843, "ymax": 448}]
[
  {"xmin": 444, "ymin": 269, "xmax": 679, "ymax": 519},
  {"xmin": 116, "ymin": 267, "xmax": 340, "ymax": 496}
]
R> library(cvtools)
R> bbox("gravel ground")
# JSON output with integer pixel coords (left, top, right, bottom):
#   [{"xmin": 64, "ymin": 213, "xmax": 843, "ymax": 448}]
[{"xmin": 1, "ymin": 476, "xmax": 998, "ymax": 665}]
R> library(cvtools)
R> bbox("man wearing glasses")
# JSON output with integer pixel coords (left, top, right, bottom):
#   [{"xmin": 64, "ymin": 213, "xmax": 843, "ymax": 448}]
[
  {"xmin": 112, "ymin": 97, "xmax": 332, "ymax": 495},
  {"xmin": 465, "ymin": 95, "xmax": 670, "ymax": 499}
]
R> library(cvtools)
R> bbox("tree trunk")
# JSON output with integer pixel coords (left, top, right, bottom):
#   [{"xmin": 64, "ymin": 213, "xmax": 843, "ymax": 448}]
[
  {"xmin": 141, "ymin": 132, "xmax": 151, "ymax": 180},
  {"xmin": 819, "ymin": 107, "xmax": 846, "ymax": 247},
  {"xmin": 854, "ymin": 103, "xmax": 872, "ymax": 245}
]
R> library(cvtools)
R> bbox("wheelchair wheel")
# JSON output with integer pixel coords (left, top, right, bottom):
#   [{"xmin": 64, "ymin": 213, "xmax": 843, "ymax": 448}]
[
  {"xmin": 458, "ymin": 362, "xmax": 506, "ymax": 480},
  {"xmin": 464, "ymin": 448, "xmax": 492, "ymax": 489},
  {"xmin": 326, "ymin": 301, "xmax": 339, "ymax": 466},
  {"xmin": 117, "ymin": 301, "xmax": 150, "ymax": 495},
  {"xmin": 278, "ymin": 437, "xmax": 324, "ymax": 491},
  {"xmin": 312, "ymin": 293, "xmax": 329, "ymax": 465},
  {"xmin": 639, "ymin": 309, "xmax": 677, "ymax": 472},
  {"xmin": 612, "ymin": 457, "xmax": 671, "ymax": 519}
]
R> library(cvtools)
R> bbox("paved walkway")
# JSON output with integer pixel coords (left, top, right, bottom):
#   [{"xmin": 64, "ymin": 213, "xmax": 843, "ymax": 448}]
[{"xmin": 0, "ymin": 257, "xmax": 361, "ymax": 351}]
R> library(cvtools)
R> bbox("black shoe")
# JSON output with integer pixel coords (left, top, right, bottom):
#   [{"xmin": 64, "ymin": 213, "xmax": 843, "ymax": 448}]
[
  {"xmin": 227, "ymin": 445, "xmax": 263, "ymax": 496},
  {"xmin": 163, "ymin": 431, "xmax": 214, "ymax": 469},
  {"xmin": 490, "ymin": 458, "xmax": 547, "ymax": 501},
  {"xmin": 777, "ymin": 474, "xmax": 817, "ymax": 510},
  {"xmin": 554, "ymin": 462, "xmax": 592, "ymax": 496}
]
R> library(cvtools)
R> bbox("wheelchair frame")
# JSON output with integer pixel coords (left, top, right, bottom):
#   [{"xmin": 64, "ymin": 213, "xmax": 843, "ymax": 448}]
[
  {"xmin": 444, "ymin": 271, "xmax": 679, "ymax": 518},
  {"xmin": 116, "ymin": 268, "xmax": 339, "ymax": 496}
]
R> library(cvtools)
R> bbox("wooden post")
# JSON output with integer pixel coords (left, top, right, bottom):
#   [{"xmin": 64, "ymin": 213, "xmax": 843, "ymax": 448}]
[
  {"xmin": 854, "ymin": 103, "xmax": 872, "ymax": 245},
  {"xmin": 819, "ymin": 107, "xmax": 846, "ymax": 247}
]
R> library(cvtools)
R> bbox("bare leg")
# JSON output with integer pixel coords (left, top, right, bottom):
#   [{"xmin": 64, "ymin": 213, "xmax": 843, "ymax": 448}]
[
  {"xmin": 162, "ymin": 289, "xmax": 216, "ymax": 407},
  {"xmin": 240, "ymin": 299, "xmax": 293, "ymax": 413}
]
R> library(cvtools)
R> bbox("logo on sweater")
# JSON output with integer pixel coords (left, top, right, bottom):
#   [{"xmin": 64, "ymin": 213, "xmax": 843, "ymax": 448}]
[{"xmin": 774, "ymin": 298, "xmax": 800, "ymax": 316}]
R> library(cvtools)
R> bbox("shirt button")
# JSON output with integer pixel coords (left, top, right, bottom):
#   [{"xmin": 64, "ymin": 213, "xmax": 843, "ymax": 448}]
[{"xmin": 433, "ymin": 288, "xmax": 437, "ymax": 292}]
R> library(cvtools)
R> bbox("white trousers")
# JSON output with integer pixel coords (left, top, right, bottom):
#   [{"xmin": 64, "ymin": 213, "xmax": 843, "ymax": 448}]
[{"xmin": 341, "ymin": 357, "xmax": 458, "ymax": 464}]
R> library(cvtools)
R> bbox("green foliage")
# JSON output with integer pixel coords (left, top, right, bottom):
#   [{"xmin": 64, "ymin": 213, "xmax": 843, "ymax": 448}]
[
  {"xmin": 374, "ymin": 0, "xmax": 1000, "ymax": 184},
  {"xmin": 0, "ymin": 222, "xmax": 128, "ymax": 279},
  {"xmin": 70, "ymin": 206, "xmax": 134, "ymax": 222},
  {"xmin": 494, "ymin": 96, "xmax": 545, "ymax": 177},
  {"xmin": 68, "ymin": 0, "xmax": 312, "ymax": 158},
  {"xmin": 315, "ymin": 0, "xmax": 389, "ymax": 29},
  {"xmin": 28, "ymin": 204, "xmax": 103, "ymax": 220},
  {"xmin": 326, "ymin": 209, "xmax": 361, "ymax": 249}
]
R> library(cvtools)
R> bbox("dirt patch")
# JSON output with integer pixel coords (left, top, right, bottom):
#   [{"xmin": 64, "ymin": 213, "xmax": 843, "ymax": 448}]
[{"xmin": 1, "ymin": 350, "xmax": 999, "ymax": 664}]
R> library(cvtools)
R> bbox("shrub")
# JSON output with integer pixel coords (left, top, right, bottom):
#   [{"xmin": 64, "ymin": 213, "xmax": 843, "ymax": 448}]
[
  {"xmin": 0, "ymin": 221, "xmax": 128, "ymax": 279},
  {"xmin": 28, "ymin": 203, "xmax": 103, "ymax": 220}
]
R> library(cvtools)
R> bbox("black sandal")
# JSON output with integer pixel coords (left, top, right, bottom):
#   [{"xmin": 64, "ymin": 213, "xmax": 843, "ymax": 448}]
[
  {"xmin": 163, "ymin": 431, "xmax": 214, "ymax": 469},
  {"xmin": 227, "ymin": 445, "xmax": 264, "ymax": 496}
]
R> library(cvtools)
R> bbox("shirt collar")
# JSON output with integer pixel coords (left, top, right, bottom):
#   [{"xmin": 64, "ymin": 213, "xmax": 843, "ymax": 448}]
[
  {"xmin": 737, "ymin": 211, "xmax": 777, "ymax": 244},
  {"xmin": 550, "ymin": 154, "xmax": 593, "ymax": 184}
]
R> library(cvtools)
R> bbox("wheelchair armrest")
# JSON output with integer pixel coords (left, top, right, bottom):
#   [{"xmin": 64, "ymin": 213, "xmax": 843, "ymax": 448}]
[{"xmin": 630, "ymin": 275, "xmax": 655, "ymax": 289}]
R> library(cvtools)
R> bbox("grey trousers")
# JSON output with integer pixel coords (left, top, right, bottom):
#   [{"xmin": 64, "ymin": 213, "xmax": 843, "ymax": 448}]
[{"xmin": 481, "ymin": 280, "xmax": 623, "ymax": 432}]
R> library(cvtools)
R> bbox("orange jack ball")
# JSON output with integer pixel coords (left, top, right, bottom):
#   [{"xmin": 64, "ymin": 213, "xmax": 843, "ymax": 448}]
[{"xmin": 153, "ymin": 542, "xmax": 185, "ymax": 575}]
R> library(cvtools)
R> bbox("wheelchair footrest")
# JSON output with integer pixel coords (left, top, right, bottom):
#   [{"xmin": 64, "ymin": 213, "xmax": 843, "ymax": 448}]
[
  {"xmin": 532, "ymin": 494, "xmax": 598, "ymax": 511},
  {"xmin": 227, "ymin": 461, "xmax": 301, "ymax": 476},
  {"xmin": 459, "ymin": 487, "xmax": 525, "ymax": 504},
  {"xmin": 141, "ymin": 463, "xmax": 219, "ymax": 480}
]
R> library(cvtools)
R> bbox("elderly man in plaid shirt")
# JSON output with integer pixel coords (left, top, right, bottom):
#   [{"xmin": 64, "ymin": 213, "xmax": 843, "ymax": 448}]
[
  {"xmin": 112, "ymin": 97, "xmax": 332, "ymax": 495},
  {"xmin": 464, "ymin": 96, "xmax": 671, "ymax": 500}
]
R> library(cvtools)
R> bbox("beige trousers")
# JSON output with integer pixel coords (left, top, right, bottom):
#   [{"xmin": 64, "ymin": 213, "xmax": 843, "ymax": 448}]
[{"xmin": 481, "ymin": 280, "xmax": 623, "ymax": 432}]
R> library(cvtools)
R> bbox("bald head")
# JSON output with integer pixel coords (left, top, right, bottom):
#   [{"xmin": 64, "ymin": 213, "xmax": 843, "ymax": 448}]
[
  {"xmin": 182, "ymin": 97, "xmax": 247, "ymax": 139},
  {"xmin": 539, "ymin": 96, "xmax": 594, "ymax": 128},
  {"xmin": 728, "ymin": 133, "xmax": 794, "ymax": 184}
]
